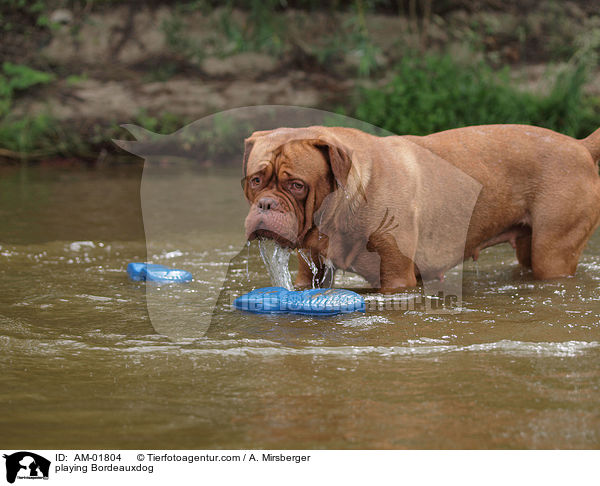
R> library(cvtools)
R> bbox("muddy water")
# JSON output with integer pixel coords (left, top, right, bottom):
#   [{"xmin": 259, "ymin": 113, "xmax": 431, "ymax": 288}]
[{"xmin": 1, "ymin": 164, "xmax": 600, "ymax": 449}]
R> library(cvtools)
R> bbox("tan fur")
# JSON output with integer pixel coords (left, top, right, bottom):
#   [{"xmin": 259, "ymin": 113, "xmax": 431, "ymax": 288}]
[
  {"xmin": 243, "ymin": 124, "xmax": 600, "ymax": 292},
  {"xmin": 581, "ymin": 127, "xmax": 600, "ymax": 162}
]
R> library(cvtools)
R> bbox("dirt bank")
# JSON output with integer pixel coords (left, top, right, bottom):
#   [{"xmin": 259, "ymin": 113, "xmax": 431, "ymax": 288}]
[{"xmin": 3, "ymin": 2, "xmax": 600, "ymax": 161}]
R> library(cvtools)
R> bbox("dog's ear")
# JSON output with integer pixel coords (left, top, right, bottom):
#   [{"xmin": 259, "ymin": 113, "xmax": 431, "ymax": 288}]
[
  {"xmin": 310, "ymin": 140, "xmax": 367, "ymax": 206},
  {"xmin": 242, "ymin": 137, "xmax": 255, "ymax": 177},
  {"xmin": 304, "ymin": 137, "xmax": 370, "ymax": 236},
  {"xmin": 242, "ymin": 129, "xmax": 280, "ymax": 176},
  {"xmin": 311, "ymin": 143, "xmax": 351, "ymax": 189}
]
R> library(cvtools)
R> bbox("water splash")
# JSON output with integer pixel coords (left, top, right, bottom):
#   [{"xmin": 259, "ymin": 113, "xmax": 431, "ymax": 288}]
[
  {"xmin": 322, "ymin": 258, "xmax": 336, "ymax": 287},
  {"xmin": 297, "ymin": 248, "xmax": 319, "ymax": 288},
  {"xmin": 245, "ymin": 240, "xmax": 250, "ymax": 281},
  {"xmin": 257, "ymin": 238, "xmax": 294, "ymax": 290},
  {"xmin": 297, "ymin": 249, "xmax": 336, "ymax": 288}
]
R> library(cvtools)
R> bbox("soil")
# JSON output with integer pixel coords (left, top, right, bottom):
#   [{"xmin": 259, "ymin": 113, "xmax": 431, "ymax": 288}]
[{"xmin": 6, "ymin": 3, "xmax": 600, "ymax": 153}]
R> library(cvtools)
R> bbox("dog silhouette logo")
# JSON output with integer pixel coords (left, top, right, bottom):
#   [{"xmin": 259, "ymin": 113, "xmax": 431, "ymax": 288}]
[{"xmin": 3, "ymin": 452, "xmax": 50, "ymax": 483}]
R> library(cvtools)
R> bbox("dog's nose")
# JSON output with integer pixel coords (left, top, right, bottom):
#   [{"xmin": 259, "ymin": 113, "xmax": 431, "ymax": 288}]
[{"xmin": 257, "ymin": 196, "xmax": 279, "ymax": 211}]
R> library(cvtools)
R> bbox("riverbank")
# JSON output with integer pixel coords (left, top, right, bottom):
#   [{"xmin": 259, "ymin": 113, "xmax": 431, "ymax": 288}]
[{"xmin": 2, "ymin": 1, "xmax": 600, "ymax": 163}]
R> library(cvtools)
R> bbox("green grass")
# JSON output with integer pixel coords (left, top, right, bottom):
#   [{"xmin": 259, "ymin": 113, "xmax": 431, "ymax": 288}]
[
  {"xmin": 347, "ymin": 55, "xmax": 600, "ymax": 139},
  {"xmin": 0, "ymin": 62, "xmax": 55, "ymax": 117},
  {"xmin": 2, "ymin": 54, "xmax": 599, "ymax": 162},
  {"xmin": 121, "ymin": 110, "xmax": 254, "ymax": 164},
  {"xmin": 0, "ymin": 62, "xmax": 60, "ymax": 156}
]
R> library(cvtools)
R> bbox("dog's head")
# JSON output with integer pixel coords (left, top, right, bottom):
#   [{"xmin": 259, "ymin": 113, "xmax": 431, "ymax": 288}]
[{"xmin": 242, "ymin": 126, "xmax": 368, "ymax": 249}]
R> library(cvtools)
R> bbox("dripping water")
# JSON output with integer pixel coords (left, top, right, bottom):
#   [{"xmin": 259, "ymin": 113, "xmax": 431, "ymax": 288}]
[
  {"xmin": 257, "ymin": 238, "xmax": 294, "ymax": 290},
  {"xmin": 322, "ymin": 258, "xmax": 336, "ymax": 288},
  {"xmin": 245, "ymin": 240, "xmax": 251, "ymax": 281},
  {"xmin": 297, "ymin": 248, "xmax": 319, "ymax": 288},
  {"xmin": 297, "ymin": 249, "xmax": 336, "ymax": 288}
]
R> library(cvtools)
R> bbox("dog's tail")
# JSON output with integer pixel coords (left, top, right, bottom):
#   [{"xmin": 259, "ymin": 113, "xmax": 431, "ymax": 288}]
[{"xmin": 581, "ymin": 127, "xmax": 600, "ymax": 162}]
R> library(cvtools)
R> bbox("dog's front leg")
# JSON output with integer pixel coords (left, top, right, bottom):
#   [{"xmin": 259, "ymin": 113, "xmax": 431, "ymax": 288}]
[
  {"xmin": 366, "ymin": 209, "xmax": 417, "ymax": 292},
  {"xmin": 368, "ymin": 239, "xmax": 417, "ymax": 292}
]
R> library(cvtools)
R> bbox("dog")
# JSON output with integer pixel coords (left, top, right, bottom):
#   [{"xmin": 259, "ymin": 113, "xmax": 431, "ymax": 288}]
[
  {"xmin": 3, "ymin": 452, "xmax": 51, "ymax": 484},
  {"xmin": 242, "ymin": 124, "xmax": 600, "ymax": 292}
]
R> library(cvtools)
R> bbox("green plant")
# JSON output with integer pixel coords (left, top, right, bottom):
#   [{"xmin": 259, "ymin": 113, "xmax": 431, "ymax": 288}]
[
  {"xmin": 65, "ymin": 73, "xmax": 88, "ymax": 85},
  {"xmin": 0, "ymin": 62, "xmax": 59, "ymax": 156},
  {"xmin": 122, "ymin": 111, "xmax": 256, "ymax": 164},
  {"xmin": 199, "ymin": 113, "xmax": 253, "ymax": 160},
  {"xmin": 347, "ymin": 54, "xmax": 600, "ymax": 138},
  {"xmin": 311, "ymin": 0, "xmax": 382, "ymax": 77},
  {"xmin": 162, "ymin": 13, "xmax": 196, "ymax": 61},
  {"xmin": 315, "ymin": 16, "xmax": 382, "ymax": 77},
  {"xmin": 0, "ymin": 62, "xmax": 55, "ymax": 117},
  {"xmin": 0, "ymin": 0, "xmax": 47, "ymax": 32},
  {"xmin": 142, "ymin": 62, "xmax": 180, "ymax": 83},
  {"xmin": 161, "ymin": 0, "xmax": 286, "ymax": 64},
  {"xmin": 0, "ymin": 113, "xmax": 87, "ymax": 155},
  {"xmin": 134, "ymin": 109, "xmax": 184, "ymax": 135},
  {"xmin": 218, "ymin": 0, "xmax": 284, "ymax": 56}
]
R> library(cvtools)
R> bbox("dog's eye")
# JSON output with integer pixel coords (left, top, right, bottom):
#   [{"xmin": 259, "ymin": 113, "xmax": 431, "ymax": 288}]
[
  {"xmin": 290, "ymin": 181, "xmax": 305, "ymax": 192},
  {"xmin": 250, "ymin": 176, "xmax": 261, "ymax": 187}
]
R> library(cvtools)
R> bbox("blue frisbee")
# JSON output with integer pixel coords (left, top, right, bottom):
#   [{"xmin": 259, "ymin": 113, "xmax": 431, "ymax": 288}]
[
  {"xmin": 234, "ymin": 287, "xmax": 365, "ymax": 316},
  {"xmin": 127, "ymin": 262, "xmax": 193, "ymax": 283}
]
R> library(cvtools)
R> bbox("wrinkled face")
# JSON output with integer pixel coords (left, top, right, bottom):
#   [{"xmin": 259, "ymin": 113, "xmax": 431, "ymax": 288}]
[{"xmin": 243, "ymin": 140, "xmax": 335, "ymax": 248}]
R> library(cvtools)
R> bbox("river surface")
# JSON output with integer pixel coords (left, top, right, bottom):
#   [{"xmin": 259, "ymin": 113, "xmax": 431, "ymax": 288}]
[{"xmin": 1, "ymin": 164, "xmax": 599, "ymax": 449}]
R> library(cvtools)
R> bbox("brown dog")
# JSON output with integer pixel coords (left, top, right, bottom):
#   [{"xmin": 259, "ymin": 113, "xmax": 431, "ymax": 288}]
[{"xmin": 243, "ymin": 124, "xmax": 600, "ymax": 292}]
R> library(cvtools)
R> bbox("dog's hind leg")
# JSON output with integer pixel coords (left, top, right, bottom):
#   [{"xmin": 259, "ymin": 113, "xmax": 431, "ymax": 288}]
[
  {"xmin": 530, "ymin": 202, "xmax": 600, "ymax": 279},
  {"xmin": 531, "ymin": 232, "xmax": 589, "ymax": 279}
]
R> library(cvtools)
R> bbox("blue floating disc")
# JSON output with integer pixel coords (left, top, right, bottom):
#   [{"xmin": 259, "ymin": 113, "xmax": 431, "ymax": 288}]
[
  {"xmin": 127, "ymin": 262, "xmax": 192, "ymax": 283},
  {"xmin": 234, "ymin": 287, "xmax": 365, "ymax": 316}
]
